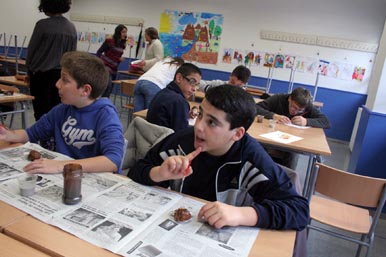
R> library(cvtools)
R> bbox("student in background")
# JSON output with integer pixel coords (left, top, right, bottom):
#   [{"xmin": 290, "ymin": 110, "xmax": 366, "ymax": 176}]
[
  {"xmin": 129, "ymin": 85, "xmax": 309, "ymax": 231},
  {"xmin": 96, "ymin": 24, "xmax": 128, "ymax": 98},
  {"xmin": 256, "ymin": 87, "xmax": 330, "ymax": 168},
  {"xmin": 256, "ymin": 87, "xmax": 330, "ymax": 128},
  {"xmin": 198, "ymin": 65, "xmax": 251, "ymax": 92},
  {"xmin": 133, "ymin": 56, "xmax": 185, "ymax": 112},
  {"xmin": 0, "ymin": 52, "xmax": 124, "ymax": 174},
  {"xmin": 146, "ymin": 63, "xmax": 201, "ymax": 131},
  {"xmin": 26, "ymin": 0, "xmax": 77, "ymax": 150},
  {"xmin": 137, "ymin": 27, "xmax": 164, "ymax": 72}
]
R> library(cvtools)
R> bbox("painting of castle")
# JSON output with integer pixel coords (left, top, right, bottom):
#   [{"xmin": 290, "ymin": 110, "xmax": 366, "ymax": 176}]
[{"xmin": 160, "ymin": 10, "xmax": 223, "ymax": 64}]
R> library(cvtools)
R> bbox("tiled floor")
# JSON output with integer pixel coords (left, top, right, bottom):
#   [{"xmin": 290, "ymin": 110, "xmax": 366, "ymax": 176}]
[{"xmin": 3, "ymin": 96, "xmax": 386, "ymax": 257}]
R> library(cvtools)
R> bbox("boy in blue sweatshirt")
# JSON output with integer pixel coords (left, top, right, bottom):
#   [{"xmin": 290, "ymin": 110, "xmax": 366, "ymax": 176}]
[
  {"xmin": 129, "ymin": 84, "xmax": 309, "ymax": 230},
  {"xmin": 0, "ymin": 51, "xmax": 124, "ymax": 174}
]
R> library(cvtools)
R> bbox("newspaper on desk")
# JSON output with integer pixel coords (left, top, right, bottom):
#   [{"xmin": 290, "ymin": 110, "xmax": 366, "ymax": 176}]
[{"xmin": 0, "ymin": 143, "xmax": 258, "ymax": 257}]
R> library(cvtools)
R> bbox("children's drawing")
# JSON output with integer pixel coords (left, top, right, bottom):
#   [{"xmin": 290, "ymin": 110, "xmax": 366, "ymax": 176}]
[
  {"xmin": 274, "ymin": 54, "xmax": 284, "ymax": 68},
  {"xmin": 264, "ymin": 53, "xmax": 275, "ymax": 67},
  {"xmin": 254, "ymin": 52, "xmax": 263, "ymax": 66},
  {"xmin": 318, "ymin": 60, "xmax": 329, "ymax": 76},
  {"xmin": 221, "ymin": 48, "xmax": 233, "ymax": 64},
  {"xmin": 160, "ymin": 10, "xmax": 223, "ymax": 64},
  {"xmin": 352, "ymin": 67, "xmax": 366, "ymax": 82},
  {"xmin": 231, "ymin": 49, "xmax": 245, "ymax": 65},
  {"xmin": 244, "ymin": 51, "xmax": 255, "ymax": 67},
  {"xmin": 284, "ymin": 55, "xmax": 295, "ymax": 69}
]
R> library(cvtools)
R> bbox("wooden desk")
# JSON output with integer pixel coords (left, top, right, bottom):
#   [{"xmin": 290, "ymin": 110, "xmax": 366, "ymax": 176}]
[
  {"xmin": 0, "ymin": 201, "xmax": 27, "ymax": 231},
  {"xmin": 194, "ymin": 91, "xmax": 262, "ymax": 104},
  {"xmin": 0, "ymin": 84, "xmax": 34, "ymax": 128},
  {"xmin": 3, "ymin": 207, "xmax": 295, "ymax": 257},
  {"xmin": 0, "ymin": 76, "xmax": 29, "ymax": 88},
  {"xmin": 249, "ymin": 119, "xmax": 331, "ymax": 156},
  {"xmin": 117, "ymin": 70, "xmax": 143, "ymax": 78},
  {"xmin": 0, "ymin": 233, "xmax": 51, "ymax": 257},
  {"xmin": 4, "ymin": 216, "xmax": 118, "ymax": 257},
  {"xmin": 246, "ymin": 87, "xmax": 265, "ymax": 97},
  {"xmin": 111, "ymin": 79, "xmax": 137, "ymax": 106},
  {"xmin": 0, "ymin": 57, "xmax": 26, "ymax": 66}
]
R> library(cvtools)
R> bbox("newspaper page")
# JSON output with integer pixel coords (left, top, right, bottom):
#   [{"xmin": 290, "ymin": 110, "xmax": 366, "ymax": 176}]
[
  {"xmin": 52, "ymin": 180, "xmax": 183, "ymax": 253},
  {"xmin": 0, "ymin": 143, "xmax": 126, "ymax": 222},
  {"xmin": 0, "ymin": 142, "xmax": 72, "ymax": 181},
  {"xmin": 118, "ymin": 197, "xmax": 259, "ymax": 257},
  {"xmin": 0, "ymin": 142, "xmax": 259, "ymax": 257}
]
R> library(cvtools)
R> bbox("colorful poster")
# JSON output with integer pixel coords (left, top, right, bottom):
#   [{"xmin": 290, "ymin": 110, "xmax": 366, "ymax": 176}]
[
  {"xmin": 254, "ymin": 52, "xmax": 264, "ymax": 66},
  {"xmin": 160, "ymin": 10, "xmax": 223, "ymax": 64},
  {"xmin": 352, "ymin": 66, "xmax": 366, "ymax": 82},
  {"xmin": 284, "ymin": 55, "xmax": 296, "ymax": 69},
  {"xmin": 274, "ymin": 54, "xmax": 285, "ymax": 68},
  {"xmin": 263, "ymin": 53, "xmax": 275, "ymax": 67},
  {"xmin": 295, "ymin": 56, "xmax": 318, "ymax": 74},
  {"xmin": 221, "ymin": 48, "xmax": 233, "ymax": 64}
]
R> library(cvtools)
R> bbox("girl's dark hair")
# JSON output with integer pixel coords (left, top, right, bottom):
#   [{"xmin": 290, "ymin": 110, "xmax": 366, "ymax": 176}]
[
  {"xmin": 113, "ymin": 24, "xmax": 127, "ymax": 49},
  {"xmin": 39, "ymin": 0, "xmax": 71, "ymax": 14},
  {"xmin": 165, "ymin": 56, "xmax": 185, "ymax": 67},
  {"xmin": 145, "ymin": 27, "xmax": 159, "ymax": 40}
]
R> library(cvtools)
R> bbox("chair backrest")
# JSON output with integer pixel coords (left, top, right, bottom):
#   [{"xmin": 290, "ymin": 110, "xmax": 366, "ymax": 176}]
[
  {"xmin": 121, "ymin": 81, "xmax": 135, "ymax": 97},
  {"xmin": 122, "ymin": 117, "xmax": 174, "ymax": 175},
  {"xmin": 310, "ymin": 163, "xmax": 386, "ymax": 208}
]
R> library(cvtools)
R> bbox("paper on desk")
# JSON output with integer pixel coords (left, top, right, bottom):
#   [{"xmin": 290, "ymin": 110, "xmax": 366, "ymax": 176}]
[
  {"xmin": 0, "ymin": 143, "xmax": 259, "ymax": 257},
  {"xmin": 0, "ymin": 142, "xmax": 72, "ymax": 181},
  {"xmin": 284, "ymin": 123, "xmax": 310, "ymax": 129},
  {"xmin": 260, "ymin": 130, "xmax": 303, "ymax": 144}
]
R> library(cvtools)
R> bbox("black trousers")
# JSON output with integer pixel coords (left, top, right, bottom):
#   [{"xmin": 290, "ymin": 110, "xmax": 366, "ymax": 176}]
[{"xmin": 29, "ymin": 69, "xmax": 61, "ymax": 121}]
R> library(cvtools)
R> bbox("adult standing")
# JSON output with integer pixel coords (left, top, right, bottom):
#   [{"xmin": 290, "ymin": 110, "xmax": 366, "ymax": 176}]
[
  {"xmin": 96, "ymin": 24, "xmax": 128, "ymax": 98},
  {"xmin": 137, "ymin": 27, "xmax": 164, "ymax": 72},
  {"xmin": 26, "ymin": 0, "xmax": 77, "ymax": 122},
  {"xmin": 133, "ymin": 56, "xmax": 184, "ymax": 112}
]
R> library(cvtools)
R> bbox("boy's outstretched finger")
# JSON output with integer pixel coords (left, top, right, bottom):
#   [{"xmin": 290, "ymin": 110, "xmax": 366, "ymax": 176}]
[{"xmin": 186, "ymin": 147, "xmax": 202, "ymax": 161}]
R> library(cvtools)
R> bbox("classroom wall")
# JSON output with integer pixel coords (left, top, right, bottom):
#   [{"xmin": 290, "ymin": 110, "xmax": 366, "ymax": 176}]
[
  {"xmin": 1, "ymin": 0, "xmax": 386, "ymax": 141},
  {"xmin": 348, "ymin": 106, "xmax": 386, "ymax": 178}
]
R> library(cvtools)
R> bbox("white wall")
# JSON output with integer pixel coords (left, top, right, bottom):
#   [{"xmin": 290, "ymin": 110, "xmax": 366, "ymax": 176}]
[{"xmin": 1, "ymin": 0, "xmax": 386, "ymax": 94}]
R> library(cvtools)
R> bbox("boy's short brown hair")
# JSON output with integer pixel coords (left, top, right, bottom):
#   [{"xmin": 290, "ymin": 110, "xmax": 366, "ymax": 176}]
[{"xmin": 60, "ymin": 51, "xmax": 109, "ymax": 99}]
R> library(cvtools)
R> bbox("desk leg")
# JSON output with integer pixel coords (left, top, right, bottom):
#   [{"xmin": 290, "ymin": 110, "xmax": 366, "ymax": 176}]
[
  {"xmin": 302, "ymin": 154, "xmax": 316, "ymax": 197},
  {"xmin": 21, "ymin": 101, "xmax": 27, "ymax": 129}
]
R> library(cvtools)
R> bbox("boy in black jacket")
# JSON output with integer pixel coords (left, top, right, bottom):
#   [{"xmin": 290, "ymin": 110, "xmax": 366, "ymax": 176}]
[{"xmin": 129, "ymin": 85, "xmax": 309, "ymax": 230}]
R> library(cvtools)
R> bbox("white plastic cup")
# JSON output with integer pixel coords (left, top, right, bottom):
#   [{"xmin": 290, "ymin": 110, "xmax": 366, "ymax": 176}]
[
  {"xmin": 18, "ymin": 174, "xmax": 37, "ymax": 197},
  {"xmin": 269, "ymin": 119, "xmax": 276, "ymax": 129}
]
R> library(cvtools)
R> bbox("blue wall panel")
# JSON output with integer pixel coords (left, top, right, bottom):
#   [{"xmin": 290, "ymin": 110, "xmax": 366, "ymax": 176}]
[{"xmin": 349, "ymin": 107, "xmax": 386, "ymax": 178}]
